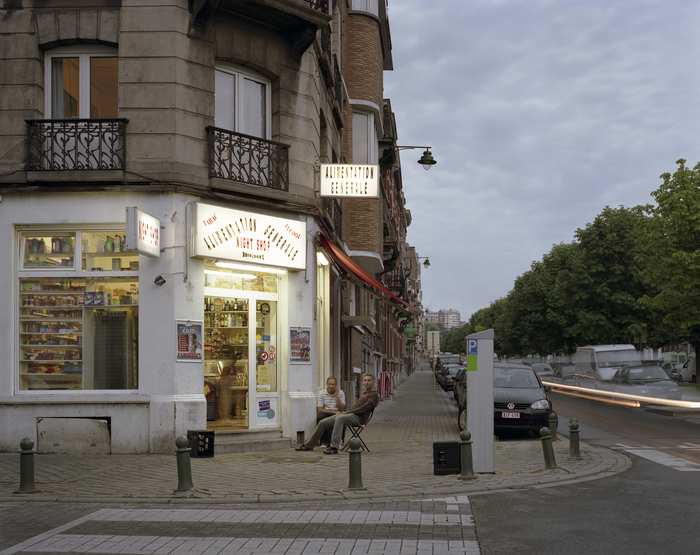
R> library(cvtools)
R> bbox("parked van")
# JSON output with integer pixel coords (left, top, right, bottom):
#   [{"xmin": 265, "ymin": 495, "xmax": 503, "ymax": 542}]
[
  {"xmin": 681, "ymin": 355, "xmax": 698, "ymax": 383},
  {"xmin": 574, "ymin": 345, "xmax": 641, "ymax": 387}
]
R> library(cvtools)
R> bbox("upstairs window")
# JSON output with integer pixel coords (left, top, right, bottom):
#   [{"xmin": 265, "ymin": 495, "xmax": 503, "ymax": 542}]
[
  {"xmin": 215, "ymin": 64, "xmax": 270, "ymax": 139},
  {"xmin": 352, "ymin": 111, "xmax": 378, "ymax": 164},
  {"xmin": 45, "ymin": 46, "xmax": 118, "ymax": 119}
]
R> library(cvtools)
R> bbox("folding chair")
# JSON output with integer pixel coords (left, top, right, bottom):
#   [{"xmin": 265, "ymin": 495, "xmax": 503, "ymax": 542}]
[{"xmin": 341, "ymin": 410, "xmax": 373, "ymax": 452}]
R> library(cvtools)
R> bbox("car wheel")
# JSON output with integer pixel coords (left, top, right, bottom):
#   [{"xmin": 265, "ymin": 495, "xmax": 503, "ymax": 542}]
[
  {"xmin": 693, "ymin": 375, "xmax": 697, "ymax": 384},
  {"xmin": 678, "ymin": 376, "xmax": 683, "ymax": 383},
  {"xmin": 458, "ymin": 406, "xmax": 467, "ymax": 431}
]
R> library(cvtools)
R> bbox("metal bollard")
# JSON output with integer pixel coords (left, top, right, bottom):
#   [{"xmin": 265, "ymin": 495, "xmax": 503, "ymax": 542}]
[
  {"xmin": 175, "ymin": 436, "xmax": 195, "ymax": 492},
  {"xmin": 569, "ymin": 418, "xmax": 583, "ymax": 460},
  {"xmin": 17, "ymin": 438, "xmax": 37, "ymax": 494},
  {"xmin": 347, "ymin": 438, "xmax": 365, "ymax": 490},
  {"xmin": 539, "ymin": 427, "xmax": 558, "ymax": 469},
  {"xmin": 458, "ymin": 430, "xmax": 475, "ymax": 480},
  {"xmin": 549, "ymin": 412, "xmax": 558, "ymax": 440}
]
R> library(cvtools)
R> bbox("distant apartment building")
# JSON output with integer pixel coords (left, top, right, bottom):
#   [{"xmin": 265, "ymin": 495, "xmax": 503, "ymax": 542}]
[{"xmin": 426, "ymin": 309, "xmax": 461, "ymax": 329}]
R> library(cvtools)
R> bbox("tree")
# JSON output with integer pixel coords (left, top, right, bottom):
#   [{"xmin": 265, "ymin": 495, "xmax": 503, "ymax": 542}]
[
  {"xmin": 571, "ymin": 205, "xmax": 655, "ymax": 346},
  {"xmin": 637, "ymin": 159, "xmax": 700, "ymax": 360}
]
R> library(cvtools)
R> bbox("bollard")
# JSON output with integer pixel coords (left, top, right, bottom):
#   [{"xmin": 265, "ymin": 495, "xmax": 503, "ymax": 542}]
[
  {"xmin": 458, "ymin": 430, "xmax": 475, "ymax": 480},
  {"xmin": 17, "ymin": 438, "xmax": 37, "ymax": 494},
  {"xmin": 569, "ymin": 418, "xmax": 583, "ymax": 460},
  {"xmin": 539, "ymin": 427, "xmax": 558, "ymax": 469},
  {"xmin": 549, "ymin": 412, "xmax": 558, "ymax": 441},
  {"xmin": 175, "ymin": 436, "xmax": 194, "ymax": 492},
  {"xmin": 347, "ymin": 438, "xmax": 365, "ymax": 490}
]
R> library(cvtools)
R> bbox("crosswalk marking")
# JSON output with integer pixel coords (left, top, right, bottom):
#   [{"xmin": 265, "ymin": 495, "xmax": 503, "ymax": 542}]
[
  {"xmin": 1, "ymin": 507, "xmax": 479, "ymax": 555},
  {"xmin": 613, "ymin": 444, "xmax": 700, "ymax": 472}
]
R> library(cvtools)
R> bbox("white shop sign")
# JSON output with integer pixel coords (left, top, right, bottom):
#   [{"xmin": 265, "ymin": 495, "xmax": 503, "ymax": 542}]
[
  {"xmin": 125, "ymin": 207, "xmax": 161, "ymax": 257},
  {"xmin": 192, "ymin": 203, "xmax": 306, "ymax": 270},
  {"xmin": 319, "ymin": 164, "xmax": 379, "ymax": 198}
]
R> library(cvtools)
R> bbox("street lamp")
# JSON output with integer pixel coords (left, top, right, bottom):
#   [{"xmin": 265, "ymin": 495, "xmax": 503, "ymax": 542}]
[
  {"xmin": 380, "ymin": 146, "xmax": 438, "ymax": 170},
  {"xmin": 415, "ymin": 256, "xmax": 430, "ymax": 269}
]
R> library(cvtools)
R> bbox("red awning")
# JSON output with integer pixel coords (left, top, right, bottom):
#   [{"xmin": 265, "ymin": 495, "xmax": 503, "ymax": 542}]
[{"xmin": 317, "ymin": 233, "xmax": 421, "ymax": 315}]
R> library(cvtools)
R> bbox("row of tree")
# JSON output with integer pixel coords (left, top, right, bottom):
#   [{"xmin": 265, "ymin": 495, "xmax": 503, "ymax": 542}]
[{"xmin": 436, "ymin": 159, "xmax": 700, "ymax": 360}]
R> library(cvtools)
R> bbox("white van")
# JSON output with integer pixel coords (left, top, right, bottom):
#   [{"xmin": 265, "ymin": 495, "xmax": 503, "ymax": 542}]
[
  {"xmin": 681, "ymin": 355, "xmax": 698, "ymax": 383},
  {"xmin": 574, "ymin": 345, "xmax": 641, "ymax": 386}
]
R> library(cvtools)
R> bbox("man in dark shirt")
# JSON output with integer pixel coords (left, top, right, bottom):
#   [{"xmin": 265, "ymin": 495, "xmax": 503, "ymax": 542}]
[{"xmin": 296, "ymin": 373, "xmax": 379, "ymax": 455}]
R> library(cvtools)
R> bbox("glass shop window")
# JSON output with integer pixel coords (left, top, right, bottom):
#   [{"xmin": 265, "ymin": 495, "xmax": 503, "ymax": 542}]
[{"xmin": 18, "ymin": 230, "xmax": 139, "ymax": 391}]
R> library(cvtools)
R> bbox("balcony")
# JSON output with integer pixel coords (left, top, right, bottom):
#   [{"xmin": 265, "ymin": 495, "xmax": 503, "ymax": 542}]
[
  {"xmin": 26, "ymin": 119, "xmax": 127, "ymax": 172},
  {"xmin": 207, "ymin": 126, "xmax": 289, "ymax": 192},
  {"xmin": 219, "ymin": 0, "xmax": 331, "ymax": 62}
]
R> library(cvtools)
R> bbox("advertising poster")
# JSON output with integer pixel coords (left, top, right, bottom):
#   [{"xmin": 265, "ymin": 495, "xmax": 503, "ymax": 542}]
[
  {"xmin": 177, "ymin": 321, "xmax": 203, "ymax": 362},
  {"xmin": 290, "ymin": 327, "xmax": 311, "ymax": 363}
]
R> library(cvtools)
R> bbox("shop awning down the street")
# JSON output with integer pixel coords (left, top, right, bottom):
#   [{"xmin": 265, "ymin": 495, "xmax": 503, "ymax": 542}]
[{"xmin": 317, "ymin": 233, "xmax": 422, "ymax": 316}]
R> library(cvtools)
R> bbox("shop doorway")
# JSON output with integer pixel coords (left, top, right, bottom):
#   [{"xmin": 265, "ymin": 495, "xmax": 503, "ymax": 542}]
[{"xmin": 203, "ymin": 265, "xmax": 279, "ymax": 431}]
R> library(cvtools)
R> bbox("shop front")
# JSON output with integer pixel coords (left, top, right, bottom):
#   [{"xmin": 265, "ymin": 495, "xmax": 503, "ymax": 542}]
[
  {"xmin": 0, "ymin": 192, "xmax": 317, "ymax": 454},
  {"xmin": 191, "ymin": 202, "xmax": 307, "ymax": 433}
]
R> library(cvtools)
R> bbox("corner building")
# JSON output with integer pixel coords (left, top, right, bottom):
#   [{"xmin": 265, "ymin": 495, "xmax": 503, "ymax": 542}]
[{"xmin": 0, "ymin": 0, "xmax": 421, "ymax": 455}]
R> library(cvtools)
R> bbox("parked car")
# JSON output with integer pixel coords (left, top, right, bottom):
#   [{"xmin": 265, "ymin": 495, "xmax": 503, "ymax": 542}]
[
  {"xmin": 453, "ymin": 368, "xmax": 467, "ymax": 402},
  {"xmin": 603, "ymin": 365, "xmax": 682, "ymax": 401},
  {"xmin": 435, "ymin": 353, "xmax": 461, "ymax": 381},
  {"xmin": 439, "ymin": 364, "xmax": 463, "ymax": 391},
  {"xmin": 681, "ymin": 356, "xmax": 698, "ymax": 383},
  {"xmin": 457, "ymin": 363, "xmax": 553, "ymax": 433},
  {"xmin": 552, "ymin": 363, "xmax": 576, "ymax": 385},
  {"xmin": 661, "ymin": 362, "xmax": 683, "ymax": 383},
  {"xmin": 531, "ymin": 363, "xmax": 554, "ymax": 382}
]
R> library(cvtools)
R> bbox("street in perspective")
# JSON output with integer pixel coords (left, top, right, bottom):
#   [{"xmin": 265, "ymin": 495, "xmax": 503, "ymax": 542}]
[{"xmin": 3, "ymin": 360, "xmax": 699, "ymax": 554}]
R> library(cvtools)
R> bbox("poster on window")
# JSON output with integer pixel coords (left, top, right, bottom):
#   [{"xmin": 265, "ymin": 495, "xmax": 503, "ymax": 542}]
[
  {"xmin": 177, "ymin": 321, "xmax": 204, "ymax": 362},
  {"xmin": 290, "ymin": 327, "xmax": 311, "ymax": 364}
]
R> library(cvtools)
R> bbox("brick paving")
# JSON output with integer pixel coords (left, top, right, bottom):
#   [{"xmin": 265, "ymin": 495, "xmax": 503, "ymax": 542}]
[{"xmin": 0, "ymin": 365, "xmax": 630, "ymax": 504}]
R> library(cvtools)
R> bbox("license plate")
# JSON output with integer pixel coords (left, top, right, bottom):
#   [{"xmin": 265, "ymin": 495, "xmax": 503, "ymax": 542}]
[{"xmin": 501, "ymin": 412, "xmax": 520, "ymax": 419}]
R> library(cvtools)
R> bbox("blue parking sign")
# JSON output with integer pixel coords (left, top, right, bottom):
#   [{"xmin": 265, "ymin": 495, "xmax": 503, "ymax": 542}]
[{"xmin": 467, "ymin": 339, "xmax": 478, "ymax": 356}]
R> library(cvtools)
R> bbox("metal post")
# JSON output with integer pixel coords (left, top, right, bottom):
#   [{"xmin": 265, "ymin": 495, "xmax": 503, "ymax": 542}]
[
  {"xmin": 175, "ymin": 436, "xmax": 194, "ymax": 492},
  {"xmin": 539, "ymin": 427, "xmax": 558, "ymax": 469},
  {"xmin": 549, "ymin": 412, "xmax": 558, "ymax": 440},
  {"xmin": 569, "ymin": 418, "xmax": 583, "ymax": 460},
  {"xmin": 17, "ymin": 438, "xmax": 37, "ymax": 494},
  {"xmin": 347, "ymin": 438, "xmax": 365, "ymax": 490},
  {"xmin": 458, "ymin": 430, "xmax": 475, "ymax": 480}
]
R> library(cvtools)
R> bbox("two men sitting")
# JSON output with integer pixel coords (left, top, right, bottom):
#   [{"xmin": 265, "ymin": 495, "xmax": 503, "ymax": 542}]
[{"xmin": 296, "ymin": 373, "xmax": 378, "ymax": 455}]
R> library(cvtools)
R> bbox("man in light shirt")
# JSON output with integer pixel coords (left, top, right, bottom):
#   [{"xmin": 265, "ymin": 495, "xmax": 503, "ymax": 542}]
[{"xmin": 316, "ymin": 376, "xmax": 345, "ymax": 446}]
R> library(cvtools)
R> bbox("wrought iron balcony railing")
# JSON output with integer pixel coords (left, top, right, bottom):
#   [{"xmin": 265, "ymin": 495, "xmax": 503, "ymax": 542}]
[
  {"xmin": 26, "ymin": 119, "xmax": 128, "ymax": 171},
  {"xmin": 207, "ymin": 126, "xmax": 290, "ymax": 191}
]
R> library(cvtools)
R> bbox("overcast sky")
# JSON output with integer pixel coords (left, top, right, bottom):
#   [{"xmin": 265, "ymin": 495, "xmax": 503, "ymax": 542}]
[{"xmin": 384, "ymin": 0, "xmax": 700, "ymax": 322}]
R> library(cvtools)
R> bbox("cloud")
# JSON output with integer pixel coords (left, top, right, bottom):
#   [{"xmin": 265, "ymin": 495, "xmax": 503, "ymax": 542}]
[{"xmin": 385, "ymin": 0, "xmax": 700, "ymax": 319}]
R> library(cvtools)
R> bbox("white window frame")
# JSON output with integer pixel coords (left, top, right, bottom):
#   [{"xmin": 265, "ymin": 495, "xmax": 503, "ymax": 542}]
[
  {"xmin": 44, "ymin": 45, "xmax": 118, "ymax": 119},
  {"xmin": 215, "ymin": 63, "xmax": 272, "ymax": 139}
]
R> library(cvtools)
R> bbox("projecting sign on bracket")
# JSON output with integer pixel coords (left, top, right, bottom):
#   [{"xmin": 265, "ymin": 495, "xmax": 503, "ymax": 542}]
[
  {"xmin": 319, "ymin": 164, "xmax": 379, "ymax": 198},
  {"xmin": 192, "ymin": 203, "xmax": 306, "ymax": 270},
  {"xmin": 125, "ymin": 207, "xmax": 161, "ymax": 258}
]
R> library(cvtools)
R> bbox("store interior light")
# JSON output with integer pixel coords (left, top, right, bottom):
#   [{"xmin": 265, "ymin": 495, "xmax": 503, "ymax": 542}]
[
  {"xmin": 317, "ymin": 252, "xmax": 329, "ymax": 266},
  {"xmin": 215, "ymin": 261, "xmax": 287, "ymax": 274},
  {"xmin": 204, "ymin": 269, "xmax": 256, "ymax": 279}
]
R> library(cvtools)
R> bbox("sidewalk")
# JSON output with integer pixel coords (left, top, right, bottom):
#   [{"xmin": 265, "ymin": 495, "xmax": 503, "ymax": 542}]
[{"xmin": 0, "ymin": 367, "xmax": 631, "ymax": 505}]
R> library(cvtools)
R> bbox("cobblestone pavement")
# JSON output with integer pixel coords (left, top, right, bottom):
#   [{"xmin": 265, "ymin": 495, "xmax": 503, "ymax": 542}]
[
  {"xmin": 0, "ymin": 367, "xmax": 631, "ymax": 504},
  {"xmin": 0, "ymin": 366, "xmax": 634, "ymax": 554}
]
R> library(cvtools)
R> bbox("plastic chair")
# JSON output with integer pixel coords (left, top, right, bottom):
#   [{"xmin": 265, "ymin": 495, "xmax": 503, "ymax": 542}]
[{"xmin": 341, "ymin": 411, "xmax": 373, "ymax": 452}]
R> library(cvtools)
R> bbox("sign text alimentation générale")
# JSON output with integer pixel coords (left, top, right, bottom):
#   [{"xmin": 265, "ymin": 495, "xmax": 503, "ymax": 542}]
[
  {"xmin": 323, "ymin": 164, "xmax": 376, "ymax": 196},
  {"xmin": 201, "ymin": 212, "xmax": 300, "ymax": 262}
]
